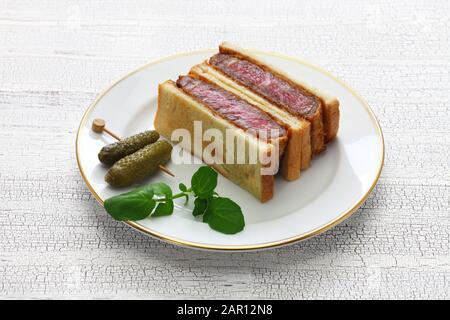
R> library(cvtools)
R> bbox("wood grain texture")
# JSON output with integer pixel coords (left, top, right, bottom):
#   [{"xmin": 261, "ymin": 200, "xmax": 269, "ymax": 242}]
[{"xmin": 0, "ymin": 0, "xmax": 449, "ymax": 299}]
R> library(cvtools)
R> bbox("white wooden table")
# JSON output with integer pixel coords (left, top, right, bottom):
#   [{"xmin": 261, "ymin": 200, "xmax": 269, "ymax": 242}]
[{"xmin": 1, "ymin": 0, "xmax": 449, "ymax": 299}]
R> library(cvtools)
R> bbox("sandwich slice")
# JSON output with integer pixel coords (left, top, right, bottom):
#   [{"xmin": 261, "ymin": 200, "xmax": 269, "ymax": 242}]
[
  {"xmin": 155, "ymin": 75, "xmax": 288, "ymax": 202},
  {"xmin": 190, "ymin": 63, "xmax": 309, "ymax": 178},
  {"xmin": 208, "ymin": 42, "xmax": 340, "ymax": 157}
]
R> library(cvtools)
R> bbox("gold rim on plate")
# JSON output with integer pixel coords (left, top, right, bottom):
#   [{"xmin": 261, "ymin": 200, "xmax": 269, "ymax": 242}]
[{"xmin": 76, "ymin": 49, "xmax": 385, "ymax": 251}]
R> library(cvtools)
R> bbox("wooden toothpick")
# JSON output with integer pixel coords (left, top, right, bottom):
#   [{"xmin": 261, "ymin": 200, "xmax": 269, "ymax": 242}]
[{"xmin": 92, "ymin": 118, "xmax": 175, "ymax": 177}]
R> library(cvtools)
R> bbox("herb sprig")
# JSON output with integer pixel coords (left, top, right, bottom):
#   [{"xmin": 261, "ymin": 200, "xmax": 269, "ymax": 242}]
[{"xmin": 104, "ymin": 166, "xmax": 245, "ymax": 234}]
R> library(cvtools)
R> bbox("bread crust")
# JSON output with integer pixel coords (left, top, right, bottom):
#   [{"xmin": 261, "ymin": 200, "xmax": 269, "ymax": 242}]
[
  {"xmin": 190, "ymin": 63, "xmax": 309, "ymax": 178},
  {"xmin": 155, "ymin": 80, "xmax": 277, "ymax": 202},
  {"xmin": 322, "ymin": 97, "xmax": 340, "ymax": 142},
  {"xmin": 217, "ymin": 42, "xmax": 340, "ymax": 149}
]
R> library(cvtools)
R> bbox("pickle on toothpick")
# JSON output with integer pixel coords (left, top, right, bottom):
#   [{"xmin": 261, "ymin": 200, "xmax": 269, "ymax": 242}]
[
  {"xmin": 105, "ymin": 140, "xmax": 172, "ymax": 187},
  {"xmin": 98, "ymin": 130, "xmax": 160, "ymax": 166}
]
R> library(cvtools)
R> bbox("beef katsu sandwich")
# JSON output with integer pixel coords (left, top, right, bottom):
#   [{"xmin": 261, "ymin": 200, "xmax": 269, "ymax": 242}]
[{"xmin": 155, "ymin": 43, "xmax": 340, "ymax": 202}]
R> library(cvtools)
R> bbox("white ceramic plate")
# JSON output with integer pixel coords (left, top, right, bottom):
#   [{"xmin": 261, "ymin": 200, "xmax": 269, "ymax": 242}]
[{"xmin": 76, "ymin": 49, "xmax": 384, "ymax": 251}]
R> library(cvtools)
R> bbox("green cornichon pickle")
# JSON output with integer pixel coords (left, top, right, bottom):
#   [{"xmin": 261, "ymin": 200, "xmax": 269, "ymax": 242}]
[
  {"xmin": 105, "ymin": 140, "xmax": 172, "ymax": 187},
  {"xmin": 98, "ymin": 130, "xmax": 160, "ymax": 165}
]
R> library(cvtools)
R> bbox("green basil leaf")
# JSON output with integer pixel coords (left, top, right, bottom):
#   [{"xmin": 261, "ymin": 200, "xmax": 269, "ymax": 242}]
[
  {"xmin": 134, "ymin": 185, "xmax": 156, "ymax": 197},
  {"xmin": 207, "ymin": 197, "xmax": 245, "ymax": 234},
  {"xmin": 192, "ymin": 198, "xmax": 208, "ymax": 216},
  {"xmin": 202, "ymin": 206, "xmax": 212, "ymax": 223},
  {"xmin": 179, "ymin": 183, "xmax": 187, "ymax": 192},
  {"xmin": 151, "ymin": 182, "xmax": 172, "ymax": 198},
  {"xmin": 152, "ymin": 199, "xmax": 174, "ymax": 217},
  {"xmin": 191, "ymin": 166, "xmax": 218, "ymax": 199},
  {"xmin": 104, "ymin": 189, "xmax": 156, "ymax": 221}
]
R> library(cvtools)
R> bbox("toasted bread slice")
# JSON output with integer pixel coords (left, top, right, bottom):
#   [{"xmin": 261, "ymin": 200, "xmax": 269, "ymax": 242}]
[
  {"xmin": 215, "ymin": 42, "xmax": 340, "ymax": 148},
  {"xmin": 155, "ymin": 80, "xmax": 286, "ymax": 202},
  {"xmin": 191, "ymin": 62, "xmax": 311, "ymax": 176}
]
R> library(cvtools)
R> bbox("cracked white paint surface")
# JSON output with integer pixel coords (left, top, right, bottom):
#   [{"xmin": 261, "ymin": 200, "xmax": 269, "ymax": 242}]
[{"xmin": 0, "ymin": 0, "xmax": 449, "ymax": 299}]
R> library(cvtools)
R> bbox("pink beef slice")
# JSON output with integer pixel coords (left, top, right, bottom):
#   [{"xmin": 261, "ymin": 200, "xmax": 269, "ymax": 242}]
[
  {"xmin": 176, "ymin": 75, "xmax": 286, "ymax": 139},
  {"xmin": 209, "ymin": 53, "xmax": 320, "ymax": 120}
]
